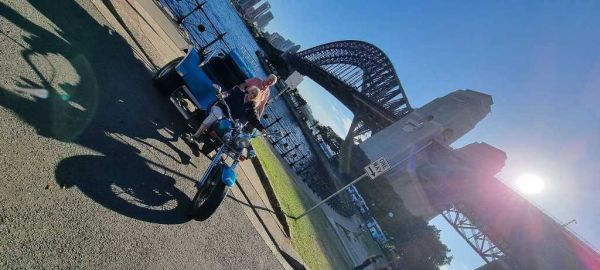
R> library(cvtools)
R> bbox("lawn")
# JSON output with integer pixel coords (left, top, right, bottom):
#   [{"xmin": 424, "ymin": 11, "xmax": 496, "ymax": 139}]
[{"xmin": 252, "ymin": 138, "xmax": 353, "ymax": 270}]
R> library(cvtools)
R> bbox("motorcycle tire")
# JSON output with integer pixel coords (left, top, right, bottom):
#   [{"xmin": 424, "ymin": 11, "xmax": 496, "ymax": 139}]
[
  {"xmin": 190, "ymin": 168, "xmax": 229, "ymax": 221},
  {"xmin": 153, "ymin": 57, "xmax": 184, "ymax": 95}
]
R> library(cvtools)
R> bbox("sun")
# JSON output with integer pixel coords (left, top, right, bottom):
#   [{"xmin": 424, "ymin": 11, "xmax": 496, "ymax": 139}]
[{"xmin": 516, "ymin": 173, "xmax": 545, "ymax": 194}]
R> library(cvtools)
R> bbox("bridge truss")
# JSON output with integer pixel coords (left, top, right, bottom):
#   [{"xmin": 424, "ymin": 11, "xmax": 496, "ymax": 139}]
[{"xmin": 286, "ymin": 40, "xmax": 413, "ymax": 140}]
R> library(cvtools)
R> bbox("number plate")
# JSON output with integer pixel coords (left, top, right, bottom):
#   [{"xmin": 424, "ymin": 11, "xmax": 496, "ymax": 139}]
[{"xmin": 364, "ymin": 157, "xmax": 391, "ymax": 180}]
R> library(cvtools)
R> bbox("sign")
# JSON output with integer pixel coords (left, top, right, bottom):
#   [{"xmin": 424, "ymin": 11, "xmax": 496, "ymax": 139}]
[
  {"xmin": 284, "ymin": 71, "xmax": 304, "ymax": 90},
  {"xmin": 364, "ymin": 157, "xmax": 391, "ymax": 180}
]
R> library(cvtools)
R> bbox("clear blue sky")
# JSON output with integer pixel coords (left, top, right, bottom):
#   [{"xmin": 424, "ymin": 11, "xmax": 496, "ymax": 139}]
[{"xmin": 265, "ymin": 1, "xmax": 600, "ymax": 269}]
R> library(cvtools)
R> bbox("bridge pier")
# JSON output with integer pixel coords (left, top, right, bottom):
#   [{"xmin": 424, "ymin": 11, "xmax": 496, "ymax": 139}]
[{"xmin": 338, "ymin": 116, "xmax": 362, "ymax": 176}]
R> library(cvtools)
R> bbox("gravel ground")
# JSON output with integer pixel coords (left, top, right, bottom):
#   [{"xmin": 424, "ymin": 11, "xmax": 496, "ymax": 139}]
[{"xmin": 0, "ymin": 1, "xmax": 282, "ymax": 269}]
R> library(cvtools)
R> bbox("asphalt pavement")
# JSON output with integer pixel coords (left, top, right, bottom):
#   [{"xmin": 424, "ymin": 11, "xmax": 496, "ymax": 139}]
[{"xmin": 0, "ymin": 1, "xmax": 283, "ymax": 269}]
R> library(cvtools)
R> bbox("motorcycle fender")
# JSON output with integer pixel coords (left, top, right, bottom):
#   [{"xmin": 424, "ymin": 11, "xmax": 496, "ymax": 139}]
[{"xmin": 220, "ymin": 164, "xmax": 237, "ymax": 187}]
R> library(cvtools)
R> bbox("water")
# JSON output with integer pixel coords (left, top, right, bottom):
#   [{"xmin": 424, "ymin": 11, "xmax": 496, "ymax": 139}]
[
  {"xmin": 158, "ymin": 0, "xmax": 317, "ymax": 169},
  {"xmin": 158, "ymin": 0, "xmax": 266, "ymax": 78}
]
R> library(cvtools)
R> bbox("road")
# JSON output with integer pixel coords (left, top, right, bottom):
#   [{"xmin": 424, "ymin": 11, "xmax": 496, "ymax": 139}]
[{"xmin": 0, "ymin": 1, "xmax": 282, "ymax": 269}]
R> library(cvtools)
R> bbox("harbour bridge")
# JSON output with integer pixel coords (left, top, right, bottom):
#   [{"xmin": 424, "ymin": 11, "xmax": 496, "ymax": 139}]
[
  {"xmin": 283, "ymin": 40, "xmax": 600, "ymax": 269},
  {"xmin": 283, "ymin": 40, "xmax": 413, "ymax": 172}
]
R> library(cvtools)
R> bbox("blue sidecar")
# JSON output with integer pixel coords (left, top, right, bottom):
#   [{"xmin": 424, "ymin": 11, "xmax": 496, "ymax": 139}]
[{"xmin": 152, "ymin": 47, "xmax": 255, "ymax": 127}]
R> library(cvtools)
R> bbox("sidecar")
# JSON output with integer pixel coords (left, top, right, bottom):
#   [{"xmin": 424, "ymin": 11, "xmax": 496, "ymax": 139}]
[{"xmin": 153, "ymin": 47, "xmax": 255, "ymax": 128}]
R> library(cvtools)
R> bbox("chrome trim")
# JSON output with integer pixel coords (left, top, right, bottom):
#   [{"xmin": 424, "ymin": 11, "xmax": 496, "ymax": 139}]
[{"xmin": 197, "ymin": 146, "xmax": 225, "ymax": 187}]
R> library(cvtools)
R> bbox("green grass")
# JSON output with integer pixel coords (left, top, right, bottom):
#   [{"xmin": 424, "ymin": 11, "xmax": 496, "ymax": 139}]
[{"xmin": 253, "ymin": 138, "xmax": 353, "ymax": 270}]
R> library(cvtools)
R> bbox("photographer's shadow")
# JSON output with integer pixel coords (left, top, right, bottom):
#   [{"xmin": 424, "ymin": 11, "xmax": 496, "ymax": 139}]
[
  {"xmin": 0, "ymin": 1, "xmax": 195, "ymax": 223},
  {"xmin": 55, "ymin": 135, "xmax": 192, "ymax": 224}
]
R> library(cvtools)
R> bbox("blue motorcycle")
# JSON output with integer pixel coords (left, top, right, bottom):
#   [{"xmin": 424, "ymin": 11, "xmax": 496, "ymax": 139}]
[
  {"xmin": 187, "ymin": 86, "xmax": 258, "ymax": 220},
  {"xmin": 152, "ymin": 48, "xmax": 273, "ymax": 220}
]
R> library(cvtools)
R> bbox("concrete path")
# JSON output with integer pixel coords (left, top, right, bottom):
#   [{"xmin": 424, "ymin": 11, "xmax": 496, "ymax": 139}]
[
  {"xmin": 89, "ymin": 0, "xmax": 307, "ymax": 268},
  {"xmin": 91, "ymin": 0, "xmax": 187, "ymax": 68},
  {"xmin": 0, "ymin": 0, "xmax": 284, "ymax": 269}
]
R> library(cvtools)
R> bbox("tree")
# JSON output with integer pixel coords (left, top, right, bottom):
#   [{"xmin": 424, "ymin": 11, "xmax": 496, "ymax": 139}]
[
  {"xmin": 314, "ymin": 124, "xmax": 343, "ymax": 153},
  {"xmin": 353, "ymin": 154, "xmax": 452, "ymax": 269},
  {"xmin": 394, "ymin": 225, "xmax": 452, "ymax": 270},
  {"xmin": 293, "ymin": 93, "xmax": 307, "ymax": 108}
]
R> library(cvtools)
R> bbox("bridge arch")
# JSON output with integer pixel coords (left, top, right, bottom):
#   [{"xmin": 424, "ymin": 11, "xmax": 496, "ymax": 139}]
[{"xmin": 285, "ymin": 40, "xmax": 413, "ymax": 139}]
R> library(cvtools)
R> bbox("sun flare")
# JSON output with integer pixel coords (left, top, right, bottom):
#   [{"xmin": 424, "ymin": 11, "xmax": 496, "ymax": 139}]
[{"xmin": 516, "ymin": 173, "xmax": 545, "ymax": 194}]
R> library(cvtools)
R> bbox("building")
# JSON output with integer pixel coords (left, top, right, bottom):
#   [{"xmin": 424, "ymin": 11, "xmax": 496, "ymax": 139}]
[
  {"xmin": 267, "ymin": 32, "xmax": 282, "ymax": 43},
  {"xmin": 287, "ymin": 44, "xmax": 301, "ymax": 53},
  {"xmin": 416, "ymin": 89, "xmax": 492, "ymax": 143},
  {"xmin": 266, "ymin": 32, "xmax": 301, "ymax": 53},
  {"xmin": 360, "ymin": 89, "xmax": 493, "ymax": 220},
  {"xmin": 254, "ymin": 11, "xmax": 273, "ymax": 30},
  {"xmin": 247, "ymin": 2, "xmax": 270, "ymax": 21},
  {"xmin": 243, "ymin": 7, "xmax": 255, "ymax": 19},
  {"xmin": 279, "ymin": 39, "xmax": 295, "ymax": 51},
  {"xmin": 270, "ymin": 36, "xmax": 286, "ymax": 49},
  {"xmin": 357, "ymin": 89, "xmax": 600, "ymax": 269},
  {"xmin": 239, "ymin": 0, "xmax": 261, "ymax": 13}
]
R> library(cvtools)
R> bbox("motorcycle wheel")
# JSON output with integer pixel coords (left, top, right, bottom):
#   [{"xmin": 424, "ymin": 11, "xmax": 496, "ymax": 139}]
[
  {"xmin": 190, "ymin": 167, "xmax": 229, "ymax": 221},
  {"xmin": 153, "ymin": 57, "xmax": 184, "ymax": 95}
]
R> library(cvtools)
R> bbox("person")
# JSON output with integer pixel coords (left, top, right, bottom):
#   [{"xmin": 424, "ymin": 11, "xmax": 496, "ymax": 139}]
[
  {"xmin": 184, "ymin": 86, "xmax": 266, "ymax": 143},
  {"xmin": 352, "ymin": 255, "xmax": 383, "ymax": 270},
  {"xmin": 238, "ymin": 74, "xmax": 277, "ymax": 117}
]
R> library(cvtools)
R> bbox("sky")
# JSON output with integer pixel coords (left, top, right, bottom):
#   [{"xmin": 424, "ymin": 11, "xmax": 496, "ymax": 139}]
[{"xmin": 265, "ymin": 1, "xmax": 600, "ymax": 269}]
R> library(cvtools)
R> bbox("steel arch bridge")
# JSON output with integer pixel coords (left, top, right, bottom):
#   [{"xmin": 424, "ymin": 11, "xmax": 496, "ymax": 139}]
[{"xmin": 284, "ymin": 40, "xmax": 413, "ymax": 141}]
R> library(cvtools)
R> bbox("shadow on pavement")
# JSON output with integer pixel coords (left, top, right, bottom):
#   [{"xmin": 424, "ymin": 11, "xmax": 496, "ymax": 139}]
[
  {"xmin": 226, "ymin": 194, "xmax": 277, "ymax": 215},
  {"xmin": 0, "ymin": 0, "xmax": 193, "ymax": 224}
]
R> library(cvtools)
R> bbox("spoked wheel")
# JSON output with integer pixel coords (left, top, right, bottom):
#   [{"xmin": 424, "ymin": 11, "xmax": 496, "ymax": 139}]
[
  {"xmin": 190, "ymin": 166, "xmax": 229, "ymax": 221},
  {"xmin": 153, "ymin": 57, "xmax": 184, "ymax": 95}
]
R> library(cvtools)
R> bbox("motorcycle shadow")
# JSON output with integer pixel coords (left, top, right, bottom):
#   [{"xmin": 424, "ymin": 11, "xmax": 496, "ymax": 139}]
[{"xmin": 56, "ymin": 154, "xmax": 192, "ymax": 224}]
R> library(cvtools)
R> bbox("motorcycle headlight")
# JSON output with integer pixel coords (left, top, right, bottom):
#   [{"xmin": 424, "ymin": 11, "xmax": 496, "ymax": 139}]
[
  {"xmin": 235, "ymin": 133, "xmax": 252, "ymax": 150},
  {"xmin": 223, "ymin": 131, "xmax": 233, "ymax": 143}
]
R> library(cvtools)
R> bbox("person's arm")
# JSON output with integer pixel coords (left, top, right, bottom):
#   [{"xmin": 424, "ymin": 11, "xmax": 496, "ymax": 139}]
[
  {"xmin": 238, "ymin": 81, "xmax": 247, "ymax": 91},
  {"xmin": 241, "ymin": 78, "xmax": 260, "ymax": 92},
  {"xmin": 244, "ymin": 102, "xmax": 266, "ymax": 132}
]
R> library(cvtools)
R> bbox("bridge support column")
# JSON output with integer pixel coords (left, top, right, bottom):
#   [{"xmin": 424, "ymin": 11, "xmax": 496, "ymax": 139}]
[{"xmin": 338, "ymin": 116, "xmax": 362, "ymax": 176}]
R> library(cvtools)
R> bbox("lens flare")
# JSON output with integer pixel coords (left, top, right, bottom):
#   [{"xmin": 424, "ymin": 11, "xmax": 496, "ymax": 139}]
[{"xmin": 516, "ymin": 173, "xmax": 545, "ymax": 194}]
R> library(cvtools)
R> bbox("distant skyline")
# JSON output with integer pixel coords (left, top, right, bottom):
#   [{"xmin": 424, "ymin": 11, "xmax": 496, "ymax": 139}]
[{"xmin": 265, "ymin": 1, "xmax": 600, "ymax": 269}]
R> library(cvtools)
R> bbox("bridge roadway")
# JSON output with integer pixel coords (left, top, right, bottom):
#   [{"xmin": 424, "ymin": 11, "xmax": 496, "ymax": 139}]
[{"xmin": 0, "ymin": 1, "xmax": 283, "ymax": 268}]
